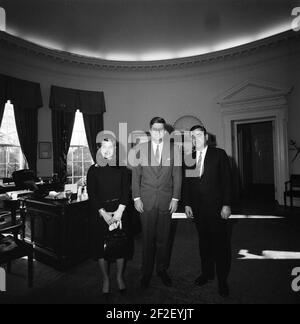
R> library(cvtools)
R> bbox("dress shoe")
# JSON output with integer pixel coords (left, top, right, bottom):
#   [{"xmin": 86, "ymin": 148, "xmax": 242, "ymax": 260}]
[
  {"xmin": 141, "ymin": 276, "xmax": 151, "ymax": 289},
  {"xmin": 118, "ymin": 288, "xmax": 127, "ymax": 296},
  {"xmin": 218, "ymin": 282, "xmax": 230, "ymax": 298},
  {"xmin": 103, "ymin": 292, "xmax": 111, "ymax": 303},
  {"xmin": 195, "ymin": 275, "xmax": 214, "ymax": 287},
  {"xmin": 157, "ymin": 271, "xmax": 173, "ymax": 287}
]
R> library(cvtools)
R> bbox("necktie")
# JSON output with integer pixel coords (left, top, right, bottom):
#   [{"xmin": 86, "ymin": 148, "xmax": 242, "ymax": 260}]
[
  {"xmin": 197, "ymin": 151, "xmax": 203, "ymax": 177},
  {"xmin": 155, "ymin": 144, "xmax": 160, "ymax": 165}
]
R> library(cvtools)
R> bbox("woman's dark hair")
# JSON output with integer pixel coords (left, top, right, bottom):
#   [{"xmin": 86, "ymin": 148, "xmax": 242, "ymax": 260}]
[
  {"xmin": 150, "ymin": 117, "xmax": 166, "ymax": 128},
  {"xmin": 190, "ymin": 125, "xmax": 207, "ymax": 136},
  {"xmin": 96, "ymin": 137, "xmax": 115, "ymax": 150},
  {"xmin": 96, "ymin": 138, "xmax": 120, "ymax": 167}
]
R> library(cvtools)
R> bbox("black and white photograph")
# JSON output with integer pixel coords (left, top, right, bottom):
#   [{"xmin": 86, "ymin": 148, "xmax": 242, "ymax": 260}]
[{"xmin": 0, "ymin": 0, "xmax": 300, "ymax": 307}]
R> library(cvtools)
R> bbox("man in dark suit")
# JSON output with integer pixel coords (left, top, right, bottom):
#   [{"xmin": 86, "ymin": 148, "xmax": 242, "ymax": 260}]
[
  {"xmin": 132, "ymin": 117, "xmax": 182, "ymax": 289},
  {"xmin": 183, "ymin": 125, "xmax": 232, "ymax": 297}
]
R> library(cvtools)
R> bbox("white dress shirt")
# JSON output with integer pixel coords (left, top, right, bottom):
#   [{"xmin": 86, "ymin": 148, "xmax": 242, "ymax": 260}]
[
  {"xmin": 196, "ymin": 145, "xmax": 208, "ymax": 177},
  {"xmin": 152, "ymin": 141, "xmax": 164, "ymax": 164}
]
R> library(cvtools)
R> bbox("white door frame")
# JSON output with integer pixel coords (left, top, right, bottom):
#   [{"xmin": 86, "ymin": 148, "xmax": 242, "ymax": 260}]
[{"xmin": 217, "ymin": 79, "xmax": 290, "ymax": 205}]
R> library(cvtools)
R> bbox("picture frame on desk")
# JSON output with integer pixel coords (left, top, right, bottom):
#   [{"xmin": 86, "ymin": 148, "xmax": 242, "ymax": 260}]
[{"xmin": 39, "ymin": 142, "xmax": 52, "ymax": 159}]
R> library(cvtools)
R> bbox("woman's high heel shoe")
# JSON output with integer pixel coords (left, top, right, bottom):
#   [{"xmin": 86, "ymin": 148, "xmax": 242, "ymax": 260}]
[
  {"xmin": 118, "ymin": 288, "xmax": 127, "ymax": 296},
  {"xmin": 103, "ymin": 292, "xmax": 111, "ymax": 303},
  {"xmin": 117, "ymin": 277, "xmax": 127, "ymax": 295}
]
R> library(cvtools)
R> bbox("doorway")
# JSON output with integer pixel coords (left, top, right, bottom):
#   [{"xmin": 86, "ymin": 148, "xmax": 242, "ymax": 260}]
[{"xmin": 236, "ymin": 121, "xmax": 275, "ymax": 202}]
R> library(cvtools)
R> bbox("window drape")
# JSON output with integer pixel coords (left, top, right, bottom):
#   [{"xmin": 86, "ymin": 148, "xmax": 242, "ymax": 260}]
[
  {"xmin": 0, "ymin": 74, "xmax": 43, "ymax": 173},
  {"xmin": 49, "ymin": 85, "xmax": 105, "ymax": 180},
  {"xmin": 51, "ymin": 109, "xmax": 76, "ymax": 183}
]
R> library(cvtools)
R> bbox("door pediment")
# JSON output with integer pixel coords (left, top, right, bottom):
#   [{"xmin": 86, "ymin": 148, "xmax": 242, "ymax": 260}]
[{"xmin": 216, "ymin": 79, "xmax": 291, "ymax": 105}]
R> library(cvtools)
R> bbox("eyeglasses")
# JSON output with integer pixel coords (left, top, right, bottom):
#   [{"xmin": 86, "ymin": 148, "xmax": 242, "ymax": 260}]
[{"xmin": 151, "ymin": 128, "xmax": 165, "ymax": 133}]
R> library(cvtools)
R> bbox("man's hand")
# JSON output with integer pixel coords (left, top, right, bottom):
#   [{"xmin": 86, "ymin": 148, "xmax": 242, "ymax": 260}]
[
  {"xmin": 185, "ymin": 206, "xmax": 194, "ymax": 219},
  {"xmin": 221, "ymin": 206, "xmax": 231, "ymax": 220},
  {"xmin": 169, "ymin": 199, "xmax": 178, "ymax": 214},
  {"xmin": 134, "ymin": 198, "xmax": 144, "ymax": 213}
]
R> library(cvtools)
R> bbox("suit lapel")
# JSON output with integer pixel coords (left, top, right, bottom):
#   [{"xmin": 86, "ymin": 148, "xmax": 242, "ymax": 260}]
[
  {"xmin": 161, "ymin": 141, "xmax": 171, "ymax": 166},
  {"xmin": 192, "ymin": 150, "xmax": 197, "ymax": 165},
  {"xmin": 202, "ymin": 147, "xmax": 211, "ymax": 178}
]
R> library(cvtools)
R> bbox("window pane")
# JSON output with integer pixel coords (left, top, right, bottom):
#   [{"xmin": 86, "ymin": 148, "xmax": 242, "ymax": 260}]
[
  {"xmin": 9, "ymin": 147, "xmax": 20, "ymax": 164},
  {"xmin": 0, "ymin": 102, "xmax": 28, "ymax": 177},
  {"xmin": 67, "ymin": 163, "xmax": 72, "ymax": 177},
  {"xmin": 8, "ymin": 164, "xmax": 20, "ymax": 176},
  {"xmin": 73, "ymin": 162, "xmax": 83, "ymax": 177},
  {"xmin": 67, "ymin": 150, "xmax": 73, "ymax": 161},
  {"xmin": 67, "ymin": 111, "xmax": 93, "ymax": 183},
  {"xmin": 0, "ymin": 148, "xmax": 6, "ymax": 163},
  {"xmin": 72, "ymin": 147, "xmax": 82, "ymax": 162},
  {"xmin": 66, "ymin": 177, "xmax": 73, "ymax": 184},
  {"xmin": 83, "ymin": 147, "xmax": 93, "ymax": 161},
  {"xmin": 84, "ymin": 162, "xmax": 92, "ymax": 175},
  {"xmin": 73, "ymin": 177, "xmax": 82, "ymax": 184},
  {"xmin": 0, "ymin": 166, "xmax": 6, "ymax": 178},
  {"xmin": 0, "ymin": 103, "xmax": 20, "ymax": 146}
]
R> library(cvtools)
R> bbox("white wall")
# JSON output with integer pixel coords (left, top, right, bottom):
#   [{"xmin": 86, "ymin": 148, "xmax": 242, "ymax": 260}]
[{"xmin": 0, "ymin": 33, "xmax": 300, "ymax": 177}]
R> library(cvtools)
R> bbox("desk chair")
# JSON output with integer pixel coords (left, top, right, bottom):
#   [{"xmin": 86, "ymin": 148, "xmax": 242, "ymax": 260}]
[
  {"xmin": 12, "ymin": 169, "xmax": 38, "ymax": 191},
  {"xmin": 0, "ymin": 201, "xmax": 34, "ymax": 287}
]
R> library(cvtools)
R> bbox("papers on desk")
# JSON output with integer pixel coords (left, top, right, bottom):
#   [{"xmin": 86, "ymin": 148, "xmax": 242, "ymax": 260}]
[
  {"xmin": 64, "ymin": 184, "xmax": 77, "ymax": 194},
  {"xmin": 172, "ymin": 213, "xmax": 188, "ymax": 219},
  {"xmin": 45, "ymin": 191, "xmax": 66, "ymax": 200},
  {"xmin": 6, "ymin": 190, "xmax": 33, "ymax": 200}
]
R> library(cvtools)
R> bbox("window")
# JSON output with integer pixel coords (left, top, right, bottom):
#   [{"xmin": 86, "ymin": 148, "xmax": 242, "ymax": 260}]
[
  {"xmin": 67, "ymin": 110, "xmax": 93, "ymax": 184},
  {"xmin": 0, "ymin": 101, "xmax": 27, "ymax": 178}
]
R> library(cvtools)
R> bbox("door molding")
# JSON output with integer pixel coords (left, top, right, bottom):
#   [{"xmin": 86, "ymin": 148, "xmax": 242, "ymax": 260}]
[{"xmin": 217, "ymin": 79, "xmax": 291, "ymax": 205}]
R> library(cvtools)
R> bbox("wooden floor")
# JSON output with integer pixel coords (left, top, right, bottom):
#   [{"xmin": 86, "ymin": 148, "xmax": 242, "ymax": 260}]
[{"xmin": 1, "ymin": 202, "xmax": 300, "ymax": 304}]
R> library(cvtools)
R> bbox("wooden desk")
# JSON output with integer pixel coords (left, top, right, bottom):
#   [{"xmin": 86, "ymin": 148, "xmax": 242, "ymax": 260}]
[
  {"xmin": 0, "ymin": 181, "xmax": 62, "ymax": 194},
  {"xmin": 23, "ymin": 198, "xmax": 91, "ymax": 271}
]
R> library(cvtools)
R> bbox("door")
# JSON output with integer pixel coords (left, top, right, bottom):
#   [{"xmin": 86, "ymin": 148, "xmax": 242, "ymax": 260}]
[{"xmin": 237, "ymin": 121, "xmax": 275, "ymax": 201}]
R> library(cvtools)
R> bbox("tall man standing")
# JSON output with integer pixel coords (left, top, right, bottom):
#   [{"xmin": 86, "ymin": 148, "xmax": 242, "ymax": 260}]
[
  {"xmin": 183, "ymin": 125, "xmax": 232, "ymax": 298},
  {"xmin": 132, "ymin": 117, "xmax": 182, "ymax": 289}
]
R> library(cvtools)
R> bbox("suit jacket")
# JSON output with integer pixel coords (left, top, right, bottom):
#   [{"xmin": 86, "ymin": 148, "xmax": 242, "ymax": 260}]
[
  {"xmin": 183, "ymin": 147, "xmax": 232, "ymax": 212},
  {"xmin": 132, "ymin": 141, "xmax": 182, "ymax": 212}
]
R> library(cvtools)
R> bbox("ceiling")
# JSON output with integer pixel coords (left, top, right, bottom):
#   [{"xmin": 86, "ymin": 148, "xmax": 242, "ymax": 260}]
[{"xmin": 0, "ymin": 0, "xmax": 298, "ymax": 61}]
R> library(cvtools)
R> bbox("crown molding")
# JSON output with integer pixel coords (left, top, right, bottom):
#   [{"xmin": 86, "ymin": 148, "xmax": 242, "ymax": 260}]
[{"xmin": 0, "ymin": 30, "xmax": 299, "ymax": 72}]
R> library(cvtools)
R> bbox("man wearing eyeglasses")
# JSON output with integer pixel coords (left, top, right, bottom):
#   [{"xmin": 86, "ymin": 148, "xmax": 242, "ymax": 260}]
[{"xmin": 132, "ymin": 117, "xmax": 182, "ymax": 289}]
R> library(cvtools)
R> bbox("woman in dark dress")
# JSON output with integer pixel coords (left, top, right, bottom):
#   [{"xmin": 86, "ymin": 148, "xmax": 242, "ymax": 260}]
[{"xmin": 87, "ymin": 138, "xmax": 131, "ymax": 296}]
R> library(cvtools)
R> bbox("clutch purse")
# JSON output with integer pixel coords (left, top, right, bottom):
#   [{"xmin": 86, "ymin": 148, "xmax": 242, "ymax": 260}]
[{"xmin": 103, "ymin": 228, "xmax": 129, "ymax": 260}]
